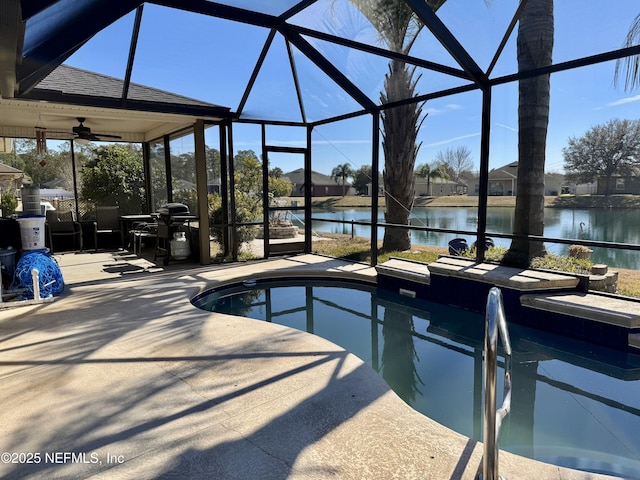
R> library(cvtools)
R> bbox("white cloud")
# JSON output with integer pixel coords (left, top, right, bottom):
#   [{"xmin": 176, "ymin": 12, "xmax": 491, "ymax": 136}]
[
  {"xmin": 311, "ymin": 139, "xmax": 372, "ymax": 146},
  {"xmin": 607, "ymin": 95, "xmax": 640, "ymax": 107},
  {"xmin": 426, "ymin": 132, "xmax": 480, "ymax": 147},
  {"xmin": 425, "ymin": 103, "xmax": 463, "ymax": 116},
  {"xmin": 496, "ymin": 123, "xmax": 517, "ymax": 132}
]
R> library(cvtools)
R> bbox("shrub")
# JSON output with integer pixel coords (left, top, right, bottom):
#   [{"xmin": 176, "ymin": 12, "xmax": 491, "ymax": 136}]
[
  {"xmin": 461, "ymin": 246, "xmax": 507, "ymax": 263},
  {"xmin": 568, "ymin": 244, "xmax": 593, "ymax": 259},
  {"xmin": 0, "ymin": 188, "xmax": 18, "ymax": 217},
  {"xmin": 530, "ymin": 253, "xmax": 593, "ymax": 275}
]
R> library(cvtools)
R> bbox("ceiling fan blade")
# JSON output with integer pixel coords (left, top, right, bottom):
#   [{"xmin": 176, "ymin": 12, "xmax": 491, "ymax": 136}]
[
  {"xmin": 69, "ymin": 118, "xmax": 123, "ymax": 141},
  {"xmin": 93, "ymin": 133, "xmax": 122, "ymax": 139}
]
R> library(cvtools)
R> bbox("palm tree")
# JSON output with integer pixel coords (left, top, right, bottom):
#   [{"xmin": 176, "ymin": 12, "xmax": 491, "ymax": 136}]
[
  {"xmin": 416, "ymin": 161, "xmax": 449, "ymax": 196},
  {"xmin": 331, "ymin": 162, "xmax": 353, "ymax": 196},
  {"xmin": 349, "ymin": 0, "xmax": 446, "ymax": 252},
  {"xmin": 504, "ymin": 0, "xmax": 554, "ymax": 266},
  {"xmin": 350, "ymin": 0, "xmax": 552, "ymax": 261}
]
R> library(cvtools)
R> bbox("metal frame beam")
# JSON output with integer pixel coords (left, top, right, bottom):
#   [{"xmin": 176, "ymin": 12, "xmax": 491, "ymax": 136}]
[
  {"xmin": 406, "ymin": 0, "xmax": 487, "ymax": 87},
  {"xmin": 18, "ymin": 0, "xmax": 141, "ymax": 94},
  {"xmin": 287, "ymin": 24, "xmax": 470, "ymax": 81},
  {"xmin": 281, "ymin": 27, "xmax": 377, "ymax": 112}
]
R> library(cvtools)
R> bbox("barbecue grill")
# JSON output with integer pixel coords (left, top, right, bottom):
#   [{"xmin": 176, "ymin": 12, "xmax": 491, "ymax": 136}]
[
  {"xmin": 155, "ymin": 203, "xmax": 192, "ymax": 265},
  {"xmin": 157, "ymin": 202, "xmax": 190, "ymax": 221}
]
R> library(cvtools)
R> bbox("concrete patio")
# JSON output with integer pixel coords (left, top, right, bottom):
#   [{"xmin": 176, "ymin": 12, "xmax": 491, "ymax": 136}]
[{"xmin": 0, "ymin": 251, "xmax": 619, "ymax": 479}]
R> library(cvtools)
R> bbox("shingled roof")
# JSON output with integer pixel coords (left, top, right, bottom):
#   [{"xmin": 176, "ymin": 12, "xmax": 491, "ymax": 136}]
[
  {"xmin": 488, "ymin": 161, "xmax": 519, "ymax": 180},
  {"xmin": 29, "ymin": 65, "xmax": 223, "ymax": 108},
  {"xmin": 0, "ymin": 163, "xmax": 23, "ymax": 176},
  {"xmin": 284, "ymin": 168, "xmax": 343, "ymax": 186}
]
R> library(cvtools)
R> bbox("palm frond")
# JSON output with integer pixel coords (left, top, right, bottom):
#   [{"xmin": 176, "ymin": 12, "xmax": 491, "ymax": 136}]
[{"xmin": 614, "ymin": 14, "xmax": 640, "ymax": 92}]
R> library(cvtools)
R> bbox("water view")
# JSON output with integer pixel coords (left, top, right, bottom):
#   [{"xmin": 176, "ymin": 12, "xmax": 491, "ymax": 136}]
[{"xmin": 302, "ymin": 206, "xmax": 640, "ymax": 270}]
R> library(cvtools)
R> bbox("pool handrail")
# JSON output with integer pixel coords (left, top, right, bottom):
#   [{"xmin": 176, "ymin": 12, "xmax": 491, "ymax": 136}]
[{"xmin": 482, "ymin": 287, "xmax": 512, "ymax": 480}]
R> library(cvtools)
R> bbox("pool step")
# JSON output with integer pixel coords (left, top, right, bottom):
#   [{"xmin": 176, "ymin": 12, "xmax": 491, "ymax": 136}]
[
  {"xmin": 376, "ymin": 258, "xmax": 431, "ymax": 299},
  {"xmin": 521, "ymin": 292, "xmax": 640, "ymax": 351},
  {"xmin": 427, "ymin": 256, "xmax": 580, "ymax": 291},
  {"xmin": 376, "ymin": 258, "xmax": 431, "ymax": 284}
]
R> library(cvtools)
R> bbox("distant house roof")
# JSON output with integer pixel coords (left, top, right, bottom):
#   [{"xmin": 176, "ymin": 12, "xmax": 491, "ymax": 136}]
[
  {"xmin": 478, "ymin": 162, "xmax": 563, "ymax": 183},
  {"xmin": 174, "ymin": 179, "xmax": 196, "ymax": 191},
  {"xmin": 414, "ymin": 177, "xmax": 462, "ymax": 186},
  {"xmin": 488, "ymin": 161, "xmax": 519, "ymax": 180},
  {"xmin": 0, "ymin": 163, "xmax": 23, "ymax": 178},
  {"xmin": 284, "ymin": 168, "xmax": 344, "ymax": 186},
  {"xmin": 39, "ymin": 188, "xmax": 74, "ymax": 199},
  {"xmin": 43, "ymin": 178, "xmax": 69, "ymax": 189}
]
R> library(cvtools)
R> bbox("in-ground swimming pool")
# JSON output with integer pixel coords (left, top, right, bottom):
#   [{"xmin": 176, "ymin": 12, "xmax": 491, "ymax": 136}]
[{"xmin": 192, "ymin": 277, "xmax": 640, "ymax": 479}]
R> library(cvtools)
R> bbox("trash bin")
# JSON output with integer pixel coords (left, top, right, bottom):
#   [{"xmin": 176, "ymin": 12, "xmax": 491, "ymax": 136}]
[
  {"xmin": 21, "ymin": 186, "xmax": 41, "ymax": 215},
  {"xmin": 17, "ymin": 215, "xmax": 46, "ymax": 250}
]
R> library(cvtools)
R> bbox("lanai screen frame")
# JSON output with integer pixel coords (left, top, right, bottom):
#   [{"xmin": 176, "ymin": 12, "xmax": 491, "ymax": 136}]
[
  {"xmin": 8, "ymin": 0, "xmax": 640, "ymax": 267},
  {"xmin": 213, "ymin": 34, "xmax": 640, "ymax": 267},
  {"xmin": 164, "ymin": 1, "xmax": 640, "ymax": 267},
  {"xmin": 158, "ymin": 40, "xmax": 640, "ymax": 267}
]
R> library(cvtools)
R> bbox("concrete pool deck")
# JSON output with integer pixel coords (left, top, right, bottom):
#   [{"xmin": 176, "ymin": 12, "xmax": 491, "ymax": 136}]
[{"xmin": 0, "ymin": 251, "xmax": 619, "ymax": 479}]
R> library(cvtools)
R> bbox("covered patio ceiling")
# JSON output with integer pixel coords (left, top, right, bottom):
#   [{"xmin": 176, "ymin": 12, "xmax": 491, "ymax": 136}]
[{"xmin": 0, "ymin": 99, "xmax": 219, "ymax": 143}]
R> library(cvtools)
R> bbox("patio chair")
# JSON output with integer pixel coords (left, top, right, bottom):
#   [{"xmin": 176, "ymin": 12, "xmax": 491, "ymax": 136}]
[
  {"xmin": 448, "ymin": 238, "xmax": 469, "ymax": 256},
  {"xmin": 94, "ymin": 206, "xmax": 124, "ymax": 250},
  {"xmin": 46, "ymin": 210, "xmax": 83, "ymax": 253},
  {"xmin": 130, "ymin": 221, "xmax": 158, "ymax": 255}
]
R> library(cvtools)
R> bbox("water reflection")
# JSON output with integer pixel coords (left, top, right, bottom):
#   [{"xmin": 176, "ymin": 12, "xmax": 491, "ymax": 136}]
[
  {"xmin": 193, "ymin": 280, "xmax": 640, "ymax": 479},
  {"xmin": 306, "ymin": 206, "xmax": 640, "ymax": 269},
  {"xmin": 381, "ymin": 304, "xmax": 424, "ymax": 403}
]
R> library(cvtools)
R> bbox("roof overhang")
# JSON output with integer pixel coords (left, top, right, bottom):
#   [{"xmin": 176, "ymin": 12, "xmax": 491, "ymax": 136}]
[{"xmin": 0, "ymin": 97, "xmax": 224, "ymax": 142}]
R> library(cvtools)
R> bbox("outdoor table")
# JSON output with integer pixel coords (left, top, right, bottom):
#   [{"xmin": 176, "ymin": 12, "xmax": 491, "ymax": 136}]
[{"xmin": 120, "ymin": 214, "xmax": 156, "ymax": 250}]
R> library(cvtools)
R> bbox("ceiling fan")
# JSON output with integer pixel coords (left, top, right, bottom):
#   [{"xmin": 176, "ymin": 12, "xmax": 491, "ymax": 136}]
[{"xmin": 72, "ymin": 117, "xmax": 122, "ymax": 143}]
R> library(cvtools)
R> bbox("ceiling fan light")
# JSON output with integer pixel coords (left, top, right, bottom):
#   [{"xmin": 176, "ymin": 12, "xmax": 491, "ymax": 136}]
[{"xmin": 75, "ymin": 137, "xmax": 90, "ymax": 145}]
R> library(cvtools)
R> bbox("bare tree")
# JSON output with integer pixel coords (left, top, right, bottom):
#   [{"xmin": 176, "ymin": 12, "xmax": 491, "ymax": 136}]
[{"xmin": 434, "ymin": 146, "xmax": 474, "ymax": 181}]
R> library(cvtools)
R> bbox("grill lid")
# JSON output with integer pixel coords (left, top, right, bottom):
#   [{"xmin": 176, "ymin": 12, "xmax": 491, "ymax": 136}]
[{"xmin": 158, "ymin": 203, "xmax": 190, "ymax": 216}]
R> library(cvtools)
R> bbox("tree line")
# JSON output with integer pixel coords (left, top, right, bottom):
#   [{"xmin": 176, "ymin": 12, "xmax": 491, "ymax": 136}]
[{"xmin": 329, "ymin": 145, "xmax": 475, "ymax": 197}]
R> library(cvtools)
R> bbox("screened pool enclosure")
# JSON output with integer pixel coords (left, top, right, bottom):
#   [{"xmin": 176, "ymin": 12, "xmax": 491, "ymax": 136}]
[{"xmin": 1, "ymin": 0, "xmax": 639, "ymax": 267}]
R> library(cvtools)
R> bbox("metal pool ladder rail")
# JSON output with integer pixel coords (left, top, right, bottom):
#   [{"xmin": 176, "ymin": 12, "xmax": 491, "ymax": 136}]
[{"xmin": 481, "ymin": 287, "xmax": 512, "ymax": 480}]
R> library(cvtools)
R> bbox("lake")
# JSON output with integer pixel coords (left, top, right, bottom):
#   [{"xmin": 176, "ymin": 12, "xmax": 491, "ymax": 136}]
[{"xmin": 299, "ymin": 206, "xmax": 640, "ymax": 270}]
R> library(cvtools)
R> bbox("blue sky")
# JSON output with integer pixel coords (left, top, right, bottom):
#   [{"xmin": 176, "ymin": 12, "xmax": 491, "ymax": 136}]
[{"xmin": 62, "ymin": 0, "xmax": 640, "ymax": 176}]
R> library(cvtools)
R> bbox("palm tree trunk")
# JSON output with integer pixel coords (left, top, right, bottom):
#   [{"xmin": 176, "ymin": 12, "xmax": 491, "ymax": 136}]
[
  {"xmin": 381, "ymin": 308, "xmax": 422, "ymax": 404},
  {"xmin": 382, "ymin": 60, "xmax": 421, "ymax": 252},
  {"xmin": 505, "ymin": 0, "xmax": 554, "ymax": 266}
]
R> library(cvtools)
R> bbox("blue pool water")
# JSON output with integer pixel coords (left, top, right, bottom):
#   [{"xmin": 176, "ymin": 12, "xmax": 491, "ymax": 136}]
[{"xmin": 192, "ymin": 278, "xmax": 640, "ymax": 479}]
